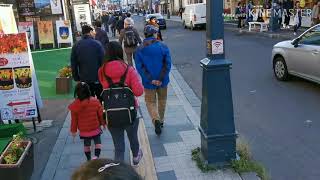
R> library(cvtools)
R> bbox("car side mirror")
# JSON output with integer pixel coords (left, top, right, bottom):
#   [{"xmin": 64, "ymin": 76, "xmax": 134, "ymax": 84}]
[{"xmin": 292, "ymin": 38, "xmax": 300, "ymax": 48}]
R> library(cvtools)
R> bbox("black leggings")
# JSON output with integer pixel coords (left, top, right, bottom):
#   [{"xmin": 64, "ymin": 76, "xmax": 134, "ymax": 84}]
[{"xmin": 83, "ymin": 134, "xmax": 101, "ymax": 146}]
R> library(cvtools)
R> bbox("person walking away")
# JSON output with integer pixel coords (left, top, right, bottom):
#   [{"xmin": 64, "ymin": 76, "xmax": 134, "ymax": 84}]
[
  {"xmin": 146, "ymin": 16, "xmax": 163, "ymax": 41},
  {"xmin": 70, "ymin": 25, "xmax": 105, "ymax": 101},
  {"xmin": 108, "ymin": 14, "xmax": 117, "ymax": 37},
  {"xmin": 135, "ymin": 25, "xmax": 172, "ymax": 135},
  {"xmin": 101, "ymin": 11, "xmax": 110, "ymax": 33},
  {"xmin": 236, "ymin": 2, "xmax": 243, "ymax": 28},
  {"xmin": 283, "ymin": 0, "xmax": 293, "ymax": 29},
  {"xmin": 293, "ymin": 1, "xmax": 302, "ymax": 35},
  {"xmin": 246, "ymin": 1, "xmax": 254, "ymax": 24},
  {"xmin": 68, "ymin": 82, "xmax": 106, "ymax": 161},
  {"xmin": 119, "ymin": 18, "xmax": 142, "ymax": 66},
  {"xmin": 278, "ymin": 2, "xmax": 284, "ymax": 27},
  {"xmin": 179, "ymin": 8, "xmax": 183, "ymax": 19},
  {"xmin": 94, "ymin": 21, "xmax": 109, "ymax": 47},
  {"xmin": 312, "ymin": 1, "xmax": 320, "ymax": 25},
  {"xmin": 98, "ymin": 42, "xmax": 144, "ymax": 165},
  {"xmin": 116, "ymin": 16, "xmax": 124, "ymax": 36}
]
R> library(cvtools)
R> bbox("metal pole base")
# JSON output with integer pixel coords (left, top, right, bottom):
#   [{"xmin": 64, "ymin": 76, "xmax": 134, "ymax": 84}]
[{"xmin": 199, "ymin": 58, "xmax": 237, "ymax": 165}]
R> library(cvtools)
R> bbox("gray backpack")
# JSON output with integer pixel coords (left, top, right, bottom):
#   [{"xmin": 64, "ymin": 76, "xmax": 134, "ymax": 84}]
[{"xmin": 124, "ymin": 29, "xmax": 138, "ymax": 47}]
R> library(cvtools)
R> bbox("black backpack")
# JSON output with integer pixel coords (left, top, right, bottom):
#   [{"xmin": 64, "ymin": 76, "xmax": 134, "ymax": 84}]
[
  {"xmin": 100, "ymin": 65, "xmax": 137, "ymax": 128},
  {"xmin": 124, "ymin": 28, "xmax": 138, "ymax": 47}
]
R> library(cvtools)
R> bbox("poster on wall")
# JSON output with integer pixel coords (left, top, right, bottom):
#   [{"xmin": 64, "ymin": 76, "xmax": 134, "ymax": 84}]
[
  {"xmin": 73, "ymin": 4, "xmax": 92, "ymax": 32},
  {"xmin": 56, "ymin": 20, "xmax": 73, "ymax": 44},
  {"xmin": 34, "ymin": 0, "xmax": 52, "ymax": 15},
  {"xmin": 18, "ymin": 22, "xmax": 35, "ymax": 46},
  {"xmin": 50, "ymin": 0, "xmax": 62, "ymax": 14},
  {"xmin": 0, "ymin": 33, "xmax": 38, "ymax": 120},
  {"xmin": 17, "ymin": 0, "xmax": 36, "ymax": 16},
  {"xmin": 0, "ymin": 5, "xmax": 18, "ymax": 34},
  {"xmin": 37, "ymin": 21, "xmax": 54, "ymax": 44},
  {"xmin": 25, "ymin": 16, "xmax": 41, "ymax": 22}
]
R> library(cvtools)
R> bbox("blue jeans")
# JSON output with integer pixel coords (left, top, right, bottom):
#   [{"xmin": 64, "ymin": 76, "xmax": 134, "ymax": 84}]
[{"xmin": 108, "ymin": 118, "xmax": 140, "ymax": 161}]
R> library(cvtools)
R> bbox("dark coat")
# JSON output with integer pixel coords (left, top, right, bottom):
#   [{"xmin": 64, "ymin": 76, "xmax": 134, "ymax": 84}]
[
  {"xmin": 95, "ymin": 27, "xmax": 109, "ymax": 47},
  {"xmin": 70, "ymin": 35, "xmax": 105, "ymax": 83}
]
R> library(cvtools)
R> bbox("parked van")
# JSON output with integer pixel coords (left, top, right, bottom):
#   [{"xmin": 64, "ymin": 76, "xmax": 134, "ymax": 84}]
[{"xmin": 182, "ymin": 3, "xmax": 206, "ymax": 30}]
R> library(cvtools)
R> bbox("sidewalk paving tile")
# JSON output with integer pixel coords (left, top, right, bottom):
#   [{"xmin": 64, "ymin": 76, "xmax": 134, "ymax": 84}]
[
  {"xmin": 157, "ymin": 171, "xmax": 177, "ymax": 180},
  {"xmin": 138, "ymin": 64, "xmax": 242, "ymax": 180}
]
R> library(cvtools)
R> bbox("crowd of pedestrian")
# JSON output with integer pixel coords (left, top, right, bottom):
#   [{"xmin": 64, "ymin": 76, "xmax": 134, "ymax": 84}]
[
  {"xmin": 69, "ymin": 12, "xmax": 172, "ymax": 179},
  {"xmin": 235, "ymin": 0, "xmax": 320, "ymax": 35}
]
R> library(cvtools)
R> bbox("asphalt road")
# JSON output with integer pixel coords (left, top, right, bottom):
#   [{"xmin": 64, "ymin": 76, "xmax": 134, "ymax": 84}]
[{"xmin": 133, "ymin": 16, "xmax": 320, "ymax": 180}]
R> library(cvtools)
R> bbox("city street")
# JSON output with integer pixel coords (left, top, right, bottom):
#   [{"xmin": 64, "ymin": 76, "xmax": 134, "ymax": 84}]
[{"xmin": 133, "ymin": 16, "xmax": 320, "ymax": 180}]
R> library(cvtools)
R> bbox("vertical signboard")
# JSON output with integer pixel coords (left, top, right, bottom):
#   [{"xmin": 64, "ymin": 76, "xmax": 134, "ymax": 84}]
[
  {"xmin": 56, "ymin": 20, "xmax": 73, "ymax": 44},
  {"xmin": 17, "ymin": 0, "xmax": 36, "ymax": 16},
  {"xmin": 37, "ymin": 21, "xmax": 54, "ymax": 45},
  {"xmin": 0, "ymin": 5, "xmax": 18, "ymax": 34},
  {"xmin": 73, "ymin": 4, "xmax": 92, "ymax": 32},
  {"xmin": 50, "ymin": 0, "xmax": 63, "ymax": 14},
  {"xmin": 18, "ymin": 22, "xmax": 35, "ymax": 47},
  {"xmin": 0, "ymin": 33, "xmax": 38, "ymax": 120}
]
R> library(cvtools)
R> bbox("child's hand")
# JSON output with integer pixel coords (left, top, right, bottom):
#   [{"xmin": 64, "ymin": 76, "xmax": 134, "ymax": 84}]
[{"xmin": 71, "ymin": 132, "xmax": 76, "ymax": 137}]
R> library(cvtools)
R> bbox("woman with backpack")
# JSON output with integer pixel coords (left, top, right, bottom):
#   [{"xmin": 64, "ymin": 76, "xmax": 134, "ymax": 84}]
[
  {"xmin": 98, "ymin": 41, "xmax": 144, "ymax": 165},
  {"xmin": 119, "ymin": 18, "xmax": 142, "ymax": 66}
]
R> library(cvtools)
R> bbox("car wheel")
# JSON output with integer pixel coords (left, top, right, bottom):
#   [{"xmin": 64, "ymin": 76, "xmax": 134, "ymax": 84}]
[
  {"xmin": 273, "ymin": 56, "xmax": 289, "ymax": 81},
  {"xmin": 190, "ymin": 22, "xmax": 194, "ymax": 31}
]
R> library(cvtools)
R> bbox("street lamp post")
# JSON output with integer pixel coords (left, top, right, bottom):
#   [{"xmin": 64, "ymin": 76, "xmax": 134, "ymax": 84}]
[{"xmin": 199, "ymin": 0, "xmax": 237, "ymax": 165}]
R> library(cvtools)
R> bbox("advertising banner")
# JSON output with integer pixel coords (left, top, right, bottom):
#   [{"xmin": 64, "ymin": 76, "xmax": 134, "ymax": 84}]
[
  {"xmin": 34, "ymin": 0, "xmax": 52, "ymax": 15},
  {"xmin": 18, "ymin": 22, "xmax": 35, "ymax": 46},
  {"xmin": 17, "ymin": 0, "xmax": 36, "ymax": 16},
  {"xmin": 56, "ymin": 20, "xmax": 73, "ymax": 44},
  {"xmin": 50, "ymin": 0, "xmax": 62, "ymax": 14},
  {"xmin": 0, "ymin": 6, "xmax": 18, "ymax": 34},
  {"xmin": 0, "ymin": 33, "xmax": 38, "ymax": 120},
  {"xmin": 73, "ymin": 4, "xmax": 92, "ymax": 32},
  {"xmin": 37, "ymin": 21, "xmax": 54, "ymax": 44}
]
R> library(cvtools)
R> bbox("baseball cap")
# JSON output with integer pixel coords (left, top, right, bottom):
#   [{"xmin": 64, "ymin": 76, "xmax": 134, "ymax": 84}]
[{"xmin": 144, "ymin": 25, "xmax": 159, "ymax": 37}]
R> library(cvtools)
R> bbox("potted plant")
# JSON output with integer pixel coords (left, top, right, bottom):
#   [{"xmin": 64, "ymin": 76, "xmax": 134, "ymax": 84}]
[
  {"xmin": 56, "ymin": 65, "xmax": 72, "ymax": 94},
  {"xmin": 0, "ymin": 133, "xmax": 34, "ymax": 180}
]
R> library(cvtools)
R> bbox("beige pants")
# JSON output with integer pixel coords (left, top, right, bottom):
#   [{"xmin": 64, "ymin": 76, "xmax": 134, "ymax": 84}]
[
  {"xmin": 144, "ymin": 87, "xmax": 168, "ymax": 124},
  {"xmin": 124, "ymin": 47, "xmax": 136, "ymax": 66}
]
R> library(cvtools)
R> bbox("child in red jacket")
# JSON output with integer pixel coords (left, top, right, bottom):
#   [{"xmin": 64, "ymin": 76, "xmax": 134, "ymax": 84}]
[{"xmin": 68, "ymin": 82, "xmax": 106, "ymax": 161}]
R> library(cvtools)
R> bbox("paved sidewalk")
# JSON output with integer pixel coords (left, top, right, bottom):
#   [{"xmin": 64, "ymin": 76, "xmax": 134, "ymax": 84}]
[
  {"xmin": 164, "ymin": 15, "xmax": 182, "ymax": 23},
  {"xmin": 40, "ymin": 112, "xmax": 131, "ymax": 180},
  {"xmin": 138, "ymin": 65, "xmax": 243, "ymax": 180}
]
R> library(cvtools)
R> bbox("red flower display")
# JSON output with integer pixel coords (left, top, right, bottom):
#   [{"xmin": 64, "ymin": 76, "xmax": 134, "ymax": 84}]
[{"xmin": 0, "ymin": 33, "xmax": 28, "ymax": 54}]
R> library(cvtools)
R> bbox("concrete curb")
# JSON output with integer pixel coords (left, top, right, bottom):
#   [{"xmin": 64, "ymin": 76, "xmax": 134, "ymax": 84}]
[
  {"xmin": 134, "ymin": 115, "xmax": 158, "ymax": 180},
  {"xmin": 40, "ymin": 112, "xmax": 70, "ymax": 180}
]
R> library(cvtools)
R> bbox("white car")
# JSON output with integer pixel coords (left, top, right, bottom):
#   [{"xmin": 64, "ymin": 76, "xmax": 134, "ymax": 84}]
[
  {"xmin": 272, "ymin": 24, "xmax": 320, "ymax": 82},
  {"xmin": 182, "ymin": 3, "xmax": 206, "ymax": 30}
]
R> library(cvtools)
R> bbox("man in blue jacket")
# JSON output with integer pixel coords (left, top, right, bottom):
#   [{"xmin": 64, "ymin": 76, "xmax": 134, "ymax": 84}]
[
  {"xmin": 135, "ymin": 25, "xmax": 172, "ymax": 135},
  {"xmin": 70, "ymin": 25, "xmax": 105, "ymax": 101}
]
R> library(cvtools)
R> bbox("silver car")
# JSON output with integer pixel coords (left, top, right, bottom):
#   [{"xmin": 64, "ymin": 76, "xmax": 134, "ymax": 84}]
[{"xmin": 272, "ymin": 24, "xmax": 320, "ymax": 82}]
